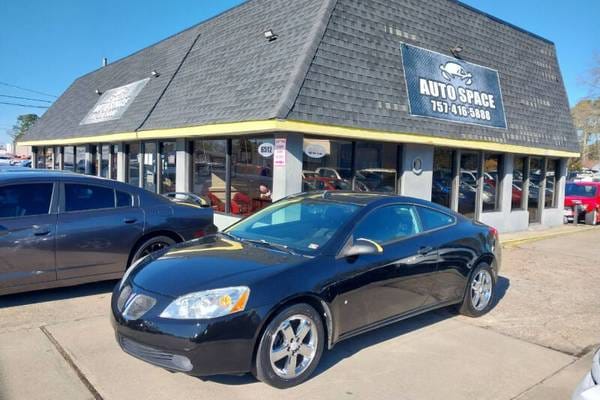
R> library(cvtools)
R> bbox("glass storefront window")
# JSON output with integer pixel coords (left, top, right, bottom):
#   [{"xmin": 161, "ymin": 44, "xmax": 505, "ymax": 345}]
[
  {"xmin": 302, "ymin": 139, "xmax": 353, "ymax": 192},
  {"xmin": 512, "ymin": 157, "xmax": 527, "ymax": 211},
  {"xmin": 483, "ymin": 154, "xmax": 502, "ymax": 212},
  {"xmin": 231, "ymin": 138, "xmax": 274, "ymax": 216},
  {"xmin": 432, "ymin": 148, "xmax": 454, "ymax": 209},
  {"xmin": 545, "ymin": 159, "xmax": 560, "ymax": 209},
  {"xmin": 459, "ymin": 152, "xmax": 480, "ymax": 219},
  {"xmin": 353, "ymin": 142, "xmax": 398, "ymax": 193},
  {"xmin": 529, "ymin": 157, "xmax": 544, "ymax": 223},
  {"xmin": 64, "ymin": 146, "xmax": 75, "ymax": 172},
  {"xmin": 54, "ymin": 147, "xmax": 61, "ymax": 170},
  {"xmin": 160, "ymin": 142, "xmax": 177, "ymax": 194},
  {"xmin": 100, "ymin": 145, "xmax": 110, "ymax": 178},
  {"xmin": 111, "ymin": 146, "xmax": 118, "ymax": 180},
  {"xmin": 193, "ymin": 139, "xmax": 227, "ymax": 212},
  {"xmin": 128, "ymin": 143, "xmax": 140, "ymax": 187},
  {"xmin": 44, "ymin": 147, "xmax": 53, "ymax": 169},
  {"xmin": 36, "ymin": 149, "xmax": 45, "ymax": 169},
  {"xmin": 143, "ymin": 142, "xmax": 157, "ymax": 192},
  {"xmin": 75, "ymin": 146, "xmax": 86, "ymax": 174}
]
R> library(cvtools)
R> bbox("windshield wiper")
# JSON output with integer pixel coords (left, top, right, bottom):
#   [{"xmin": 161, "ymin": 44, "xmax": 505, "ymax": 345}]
[{"xmin": 242, "ymin": 238, "xmax": 298, "ymax": 256}]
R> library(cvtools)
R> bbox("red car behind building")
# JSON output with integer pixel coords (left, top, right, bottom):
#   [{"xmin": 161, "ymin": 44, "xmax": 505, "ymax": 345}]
[{"xmin": 564, "ymin": 182, "xmax": 600, "ymax": 225}]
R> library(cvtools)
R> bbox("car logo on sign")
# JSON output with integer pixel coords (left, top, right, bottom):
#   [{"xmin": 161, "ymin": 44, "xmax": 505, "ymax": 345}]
[{"xmin": 440, "ymin": 62, "xmax": 473, "ymax": 86}]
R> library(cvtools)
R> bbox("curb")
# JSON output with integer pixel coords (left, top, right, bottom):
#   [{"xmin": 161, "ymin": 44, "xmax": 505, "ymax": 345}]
[{"xmin": 501, "ymin": 226, "xmax": 597, "ymax": 248}]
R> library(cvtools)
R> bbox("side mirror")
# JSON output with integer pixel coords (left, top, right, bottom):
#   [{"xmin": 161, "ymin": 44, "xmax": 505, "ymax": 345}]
[{"xmin": 342, "ymin": 238, "xmax": 383, "ymax": 258}]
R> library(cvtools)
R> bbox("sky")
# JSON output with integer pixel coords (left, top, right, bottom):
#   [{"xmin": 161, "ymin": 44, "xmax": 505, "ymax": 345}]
[{"xmin": 0, "ymin": 0, "xmax": 598, "ymax": 145}]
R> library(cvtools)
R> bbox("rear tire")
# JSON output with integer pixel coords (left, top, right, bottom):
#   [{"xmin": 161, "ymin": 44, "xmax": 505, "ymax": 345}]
[
  {"xmin": 130, "ymin": 235, "xmax": 176, "ymax": 265},
  {"xmin": 254, "ymin": 303, "xmax": 324, "ymax": 389},
  {"xmin": 458, "ymin": 263, "xmax": 496, "ymax": 317}
]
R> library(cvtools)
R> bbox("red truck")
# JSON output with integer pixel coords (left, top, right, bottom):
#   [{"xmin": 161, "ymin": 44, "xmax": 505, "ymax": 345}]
[{"xmin": 564, "ymin": 182, "xmax": 600, "ymax": 225}]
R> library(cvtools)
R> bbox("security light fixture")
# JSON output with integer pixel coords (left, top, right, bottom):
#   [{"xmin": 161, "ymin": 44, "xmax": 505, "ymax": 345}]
[
  {"xmin": 264, "ymin": 30, "xmax": 278, "ymax": 42},
  {"xmin": 451, "ymin": 46, "xmax": 464, "ymax": 58},
  {"xmin": 95, "ymin": 89, "xmax": 102, "ymax": 96},
  {"xmin": 151, "ymin": 70, "xmax": 160, "ymax": 78}
]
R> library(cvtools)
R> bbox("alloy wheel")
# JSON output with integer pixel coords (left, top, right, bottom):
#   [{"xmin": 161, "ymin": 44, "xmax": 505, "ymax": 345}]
[
  {"xmin": 140, "ymin": 241, "xmax": 170, "ymax": 257},
  {"xmin": 269, "ymin": 314, "xmax": 318, "ymax": 379},
  {"xmin": 471, "ymin": 269, "xmax": 493, "ymax": 311}
]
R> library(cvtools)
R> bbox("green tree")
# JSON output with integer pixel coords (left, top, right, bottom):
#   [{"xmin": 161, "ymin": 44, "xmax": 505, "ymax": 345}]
[
  {"xmin": 9, "ymin": 114, "xmax": 39, "ymax": 145},
  {"xmin": 571, "ymin": 99, "xmax": 600, "ymax": 167}
]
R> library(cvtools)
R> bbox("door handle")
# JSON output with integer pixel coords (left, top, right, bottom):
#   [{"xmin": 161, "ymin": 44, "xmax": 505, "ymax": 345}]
[
  {"xmin": 33, "ymin": 226, "xmax": 51, "ymax": 236},
  {"xmin": 123, "ymin": 218, "xmax": 138, "ymax": 224},
  {"xmin": 418, "ymin": 246, "xmax": 435, "ymax": 256}
]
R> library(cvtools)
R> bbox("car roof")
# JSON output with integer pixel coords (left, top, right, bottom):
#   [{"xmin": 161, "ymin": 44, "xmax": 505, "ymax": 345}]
[
  {"xmin": 0, "ymin": 169, "xmax": 113, "ymax": 184},
  {"xmin": 290, "ymin": 191, "xmax": 450, "ymax": 210}
]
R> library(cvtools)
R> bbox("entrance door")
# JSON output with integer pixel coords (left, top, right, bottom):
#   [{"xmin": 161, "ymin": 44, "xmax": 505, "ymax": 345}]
[
  {"xmin": 143, "ymin": 142, "xmax": 157, "ymax": 193},
  {"xmin": 529, "ymin": 158, "xmax": 544, "ymax": 224}
]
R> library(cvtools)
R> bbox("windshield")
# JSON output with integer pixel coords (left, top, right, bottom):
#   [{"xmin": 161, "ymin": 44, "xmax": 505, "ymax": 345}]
[
  {"xmin": 226, "ymin": 197, "xmax": 361, "ymax": 255},
  {"xmin": 566, "ymin": 183, "xmax": 597, "ymax": 198}
]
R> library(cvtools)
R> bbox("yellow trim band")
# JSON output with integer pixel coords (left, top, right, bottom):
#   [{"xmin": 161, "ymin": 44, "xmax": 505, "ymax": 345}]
[{"xmin": 19, "ymin": 119, "xmax": 579, "ymax": 158}]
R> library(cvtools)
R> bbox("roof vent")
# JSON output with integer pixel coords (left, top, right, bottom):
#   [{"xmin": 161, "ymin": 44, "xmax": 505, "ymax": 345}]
[
  {"xmin": 264, "ymin": 30, "xmax": 278, "ymax": 42},
  {"xmin": 102, "ymin": 57, "xmax": 108, "ymax": 67}
]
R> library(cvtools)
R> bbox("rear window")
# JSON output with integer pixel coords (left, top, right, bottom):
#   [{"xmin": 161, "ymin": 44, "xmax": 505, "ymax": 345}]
[
  {"xmin": 566, "ymin": 184, "xmax": 597, "ymax": 198},
  {"xmin": 0, "ymin": 183, "xmax": 53, "ymax": 218},
  {"xmin": 65, "ymin": 183, "xmax": 115, "ymax": 212},
  {"xmin": 417, "ymin": 206, "xmax": 455, "ymax": 231},
  {"xmin": 116, "ymin": 191, "xmax": 133, "ymax": 208}
]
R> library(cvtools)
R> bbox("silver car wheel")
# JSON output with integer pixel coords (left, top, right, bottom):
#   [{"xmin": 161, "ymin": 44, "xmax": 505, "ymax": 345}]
[
  {"xmin": 269, "ymin": 314, "xmax": 318, "ymax": 379},
  {"xmin": 471, "ymin": 270, "xmax": 493, "ymax": 311}
]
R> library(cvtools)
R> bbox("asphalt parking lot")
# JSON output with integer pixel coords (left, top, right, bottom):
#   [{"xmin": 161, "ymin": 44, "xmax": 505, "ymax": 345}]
[{"xmin": 0, "ymin": 228, "xmax": 598, "ymax": 400}]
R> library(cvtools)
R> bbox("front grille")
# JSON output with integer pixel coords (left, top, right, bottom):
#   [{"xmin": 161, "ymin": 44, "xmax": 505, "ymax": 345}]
[{"xmin": 119, "ymin": 336, "xmax": 193, "ymax": 372}]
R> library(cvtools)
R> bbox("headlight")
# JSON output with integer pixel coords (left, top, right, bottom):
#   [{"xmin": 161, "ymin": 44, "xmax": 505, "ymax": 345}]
[{"xmin": 160, "ymin": 286, "xmax": 250, "ymax": 320}]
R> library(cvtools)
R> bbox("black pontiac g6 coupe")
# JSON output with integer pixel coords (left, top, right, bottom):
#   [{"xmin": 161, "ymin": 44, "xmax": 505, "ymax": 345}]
[{"xmin": 112, "ymin": 192, "xmax": 501, "ymax": 388}]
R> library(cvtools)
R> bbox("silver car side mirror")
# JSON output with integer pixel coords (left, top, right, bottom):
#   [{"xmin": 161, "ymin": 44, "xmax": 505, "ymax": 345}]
[{"xmin": 343, "ymin": 238, "xmax": 383, "ymax": 258}]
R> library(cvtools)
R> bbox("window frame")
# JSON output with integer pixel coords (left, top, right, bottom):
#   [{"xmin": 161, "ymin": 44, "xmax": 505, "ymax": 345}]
[
  {"xmin": 59, "ymin": 181, "xmax": 117, "ymax": 214},
  {"xmin": 0, "ymin": 182, "xmax": 58, "ymax": 220}
]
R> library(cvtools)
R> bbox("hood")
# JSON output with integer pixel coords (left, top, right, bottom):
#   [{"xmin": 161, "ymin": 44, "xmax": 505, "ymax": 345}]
[{"xmin": 131, "ymin": 235, "xmax": 305, "ymax": 298}]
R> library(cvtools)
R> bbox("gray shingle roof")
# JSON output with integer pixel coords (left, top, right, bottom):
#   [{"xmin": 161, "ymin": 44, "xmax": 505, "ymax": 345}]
[{"xmin": 23, "ymin": 0, "xmax": 578, "ymax": 153}]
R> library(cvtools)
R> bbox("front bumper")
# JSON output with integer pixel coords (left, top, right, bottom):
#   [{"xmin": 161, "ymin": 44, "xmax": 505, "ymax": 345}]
[{"xmin": 111, "ymin": 284, "xmax": 271, "ymax": 376}]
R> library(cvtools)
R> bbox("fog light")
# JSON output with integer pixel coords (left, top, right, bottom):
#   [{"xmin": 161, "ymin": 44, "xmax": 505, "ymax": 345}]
[{"xmin": 172, "ymin": 355, "xmax": 193, "ymax": 372}]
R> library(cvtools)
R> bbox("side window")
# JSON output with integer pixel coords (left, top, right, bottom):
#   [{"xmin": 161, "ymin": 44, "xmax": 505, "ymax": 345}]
[
  {"xmin": 116, "ymin": 191, "xmax": 133, "ymax": 208},
  {"xmin": 0, "ymin": 183, "xmax": 53, "ymax": 218},
  {"xmin": 416, "ymin": 207, "xmax": 455, "ymax": 231},
  {"xmin": 354, "ymin": 205, "xmax": 421, "ymax": 244},
  {"xmin": 65, "ymin": 184, "xmax": 115, "ymax": 212}
]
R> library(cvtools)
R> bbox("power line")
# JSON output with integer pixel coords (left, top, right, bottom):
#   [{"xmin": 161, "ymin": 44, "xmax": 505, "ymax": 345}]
[
  {"xmin": 0, "ymin": 94, "xmax": 53, "ymax": 103},
  {"xmin": 0, "ymin": 101, "xmax": 49, "ymax": 109},
  {"xmin": 0, "ymin": 81, "xmax": 57, "ymax": 98}
]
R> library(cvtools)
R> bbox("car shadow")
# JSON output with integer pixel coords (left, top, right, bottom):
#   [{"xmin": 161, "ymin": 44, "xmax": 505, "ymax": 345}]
[
  {"xmin": 201, "ymin": 309, "xmax": 455, "ymax": 386},
  {"xmin": 203, "ymin": 277, "xmax": 511, "ymax": 386},
  {"xmin": 0, "ymin": 280, "xmax": 117, "ymax": 308}
]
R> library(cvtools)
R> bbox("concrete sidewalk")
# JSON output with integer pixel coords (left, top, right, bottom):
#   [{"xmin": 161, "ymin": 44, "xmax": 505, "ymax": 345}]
[
  {"xmin": 1, "ymin": 229, "xmax": 599, "ymax": 400},
  {"xmin": 501, "ymin": 224, "xmax": 596, "ymax": 248}
]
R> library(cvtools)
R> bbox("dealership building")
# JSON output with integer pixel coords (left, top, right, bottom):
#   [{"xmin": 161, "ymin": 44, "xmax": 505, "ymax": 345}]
[{"xmin": 20, "ymin": 0, "xmax": 579, "ymax": 232}]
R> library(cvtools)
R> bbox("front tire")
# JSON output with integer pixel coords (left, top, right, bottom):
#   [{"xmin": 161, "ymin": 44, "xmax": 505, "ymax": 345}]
[
  {"xmin": 254, "ymin": 303, "xmax": 324, "ymax": 389},
  {"xmin": 458, "ymin": 263, "xmax": 496, "ymax": 317}
]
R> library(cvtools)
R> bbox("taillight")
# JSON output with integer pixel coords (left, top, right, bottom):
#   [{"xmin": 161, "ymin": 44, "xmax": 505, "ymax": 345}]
[
  {"xmin": 193, "ymin": 230, "xmax": 206, "ymax": 238},
  {"xmin": 489, "ymin": 226, "xmax": 499, "ymax": 240}
]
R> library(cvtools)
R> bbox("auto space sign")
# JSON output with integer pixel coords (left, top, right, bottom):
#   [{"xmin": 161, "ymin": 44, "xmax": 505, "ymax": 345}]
[{"xmin": 401, "ymin": 43, "xmax": 507, "ymax": 129}]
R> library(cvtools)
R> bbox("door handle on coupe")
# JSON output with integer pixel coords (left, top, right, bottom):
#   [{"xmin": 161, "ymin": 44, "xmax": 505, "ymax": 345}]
[
  {"xmin": 33, "ymin": 225, "xmax": 51, "ymax": 236},
  {"xmin": 418, "ymin": 246, "xmax": 435, "ymax": 256},
  {"xmin": 123, "ymin": 218, "xmax": 138, "ymax": 224}
]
